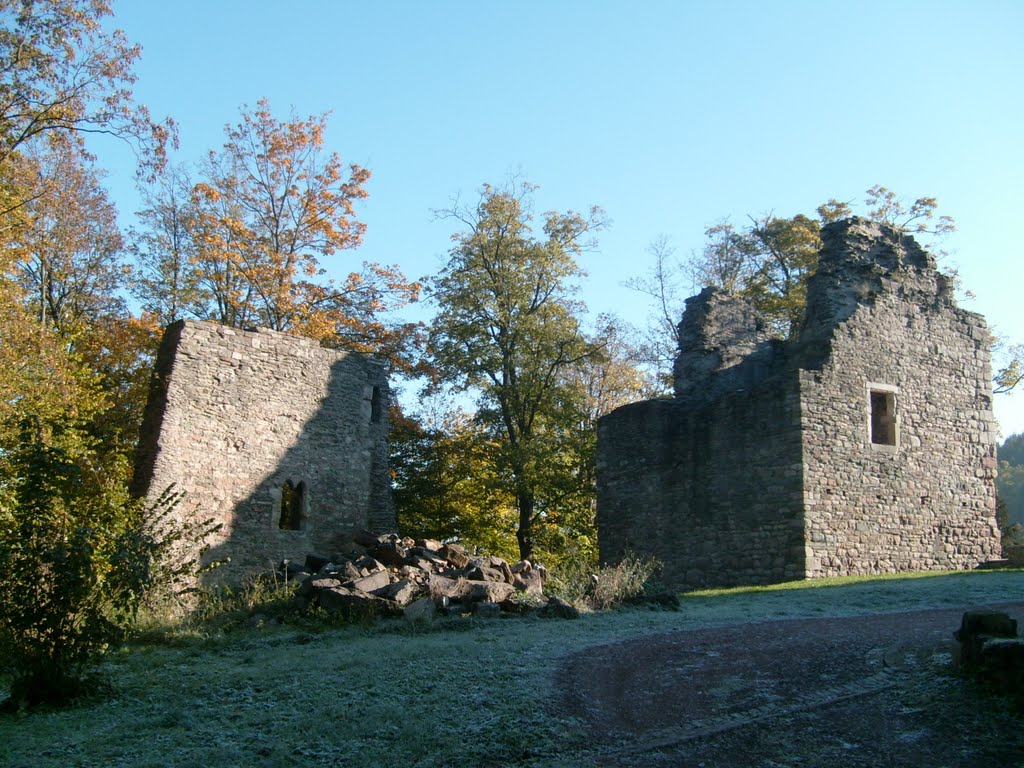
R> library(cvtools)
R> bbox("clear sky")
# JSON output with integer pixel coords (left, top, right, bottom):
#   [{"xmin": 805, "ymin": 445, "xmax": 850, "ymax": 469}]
[{"xmin": 97, "ymin": 0, "xmax": 1023, "ymax": 436}]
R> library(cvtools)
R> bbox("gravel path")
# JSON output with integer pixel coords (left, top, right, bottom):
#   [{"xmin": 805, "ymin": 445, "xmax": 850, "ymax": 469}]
[{"xmin": 557, "ymin": 601, "xmax": 1024, "ymax": 767}]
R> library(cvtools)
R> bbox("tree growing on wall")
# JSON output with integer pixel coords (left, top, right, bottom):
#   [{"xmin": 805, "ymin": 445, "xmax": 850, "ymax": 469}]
[
  {"xmin": 428, "ymin": 181, "xmax": 608, "ymax": 562},
  {"xmin": 629, "ymin": 186, "xmax": 958, "ymax": 384}
]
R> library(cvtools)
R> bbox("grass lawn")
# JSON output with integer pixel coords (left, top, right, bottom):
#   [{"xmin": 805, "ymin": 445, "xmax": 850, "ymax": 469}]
[{"xmin": 2, "ymin": 570, "xmax": 1022, "ymax": 768}]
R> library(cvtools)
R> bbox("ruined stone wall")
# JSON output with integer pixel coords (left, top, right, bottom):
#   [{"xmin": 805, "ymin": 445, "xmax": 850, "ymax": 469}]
[
  {"xmin": 597, "ymin": 217, "xmax": 1000, "ymax": 591},
  {"xmin": 797, "ymin": 219, "xmax": 1001, "ymax": 575},
  {"xmin": 132, "ymin": 320, "xmax": 394, "ymax": 582},
  {"xmin": 597, "ymin": 379, "xmax": 806, "ymax": 590}
]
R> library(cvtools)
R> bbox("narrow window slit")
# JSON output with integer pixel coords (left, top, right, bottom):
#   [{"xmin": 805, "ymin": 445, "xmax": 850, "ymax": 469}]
[
  {"xmin": 279, "ymin": 479, "xmax": 305, "ymax": 530},
  {"xmin": 370, "ymin": 385, "xmax": 382, "ymax": 424}
]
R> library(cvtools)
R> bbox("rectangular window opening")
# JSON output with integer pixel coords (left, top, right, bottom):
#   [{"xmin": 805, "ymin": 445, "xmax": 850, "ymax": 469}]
[
  {"xmin": 370, "ymin": 385, "xmax": 382, "ymax": 424},
  {"xmin": 870, "ymin": 389, "xmax": 897, "ymax": 446}
]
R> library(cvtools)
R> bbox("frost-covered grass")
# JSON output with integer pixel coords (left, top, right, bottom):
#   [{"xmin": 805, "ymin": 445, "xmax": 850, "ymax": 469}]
[{"xmin": 2, "ymin": 569, "xmax": 1022, "ymax": 768}]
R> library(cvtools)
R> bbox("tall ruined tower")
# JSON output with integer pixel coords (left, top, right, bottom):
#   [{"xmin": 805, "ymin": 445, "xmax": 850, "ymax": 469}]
[{"xmin": 132, "ymin": 320, "xmax": 395, "ymax": 582}]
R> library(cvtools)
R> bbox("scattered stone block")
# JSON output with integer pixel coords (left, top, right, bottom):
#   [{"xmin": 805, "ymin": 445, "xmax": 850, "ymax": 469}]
[
  {"xmin": 439, "ymin": 543, "xmax": 469, "ymax": 568},
  {"xmin": 404, "ymin": 597, "xmax": 436, "ymax": 624},
  {"xmin": 513, "ymin": 569, "xmax": 544, "ymax": 595},
  {"xmin": 347, "ymin": 570, "xmax": 392, "ymax": 594},
  {"xmin": 290, "ymin": 539, "xmax": 547, "ymax": 617},
  {"xmin": 317, "ymin": 586, "xmax": 381, "ymax": 614},
  {"xmin": 469, "ymin": 581, "xmax": 515, "ymax": 603},
  {"xmin": 373, "ymin": 539, "xmax": 409, "ymax": 567},
  {"xmin": 539, "ymin": 596, "xmax": 580, "ymax": 619},
  {"xmin": 430, "ymin": 574, "xmax": 474, "ymax": 602},
  {"xmin": 467, "ymin": 565, "xmax": 505, "ymax": 583},
  {"xmin": 375, "ymin": 578, "xmax": 421, "ymax": 606}
]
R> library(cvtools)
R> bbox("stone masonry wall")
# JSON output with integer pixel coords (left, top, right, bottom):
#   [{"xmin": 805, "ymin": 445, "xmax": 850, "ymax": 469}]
[
  {"xmin": 597, "ymin": 378, "xmax": 806, "ymax": 591},
  {"xmin": 132, "ymin": 320, "xmax": 394, "ymax": 583},
  {"xmin": 797, "ymin": 219, "xmax": 1000, "ymax": 575}
]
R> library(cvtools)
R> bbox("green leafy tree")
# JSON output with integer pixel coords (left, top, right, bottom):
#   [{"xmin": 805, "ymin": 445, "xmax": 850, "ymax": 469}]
[
  {"xmin": 0, "ymin": 414, "xmax": 201, "ymax": 709},
  {"xmin": 390, "ymin": 406, "xmax": 518, "ymax": 558},
  {"xmin": 998, "ymin": 433, "xmax": 1024, "ymax": 528},
  {"xmin": 429, "ymin": 181, "xmax": 607, "ymax": 561}
]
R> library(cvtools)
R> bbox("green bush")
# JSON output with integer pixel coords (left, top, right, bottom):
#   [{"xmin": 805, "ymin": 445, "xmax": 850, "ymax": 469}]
[{"xmin": 0, "ymin": 419, "xmax": 206, "ymax": 709}]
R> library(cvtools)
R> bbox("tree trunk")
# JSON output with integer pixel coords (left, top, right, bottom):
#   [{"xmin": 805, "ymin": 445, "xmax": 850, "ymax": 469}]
[{"xmin": 516, "ymin": 488, "xmax": 535, "ymax": 562}]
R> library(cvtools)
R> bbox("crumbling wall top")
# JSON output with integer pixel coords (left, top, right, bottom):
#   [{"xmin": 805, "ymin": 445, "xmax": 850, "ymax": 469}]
[
  {"xmin": 673, "ymin": 287, "xmax": 778, "ymax": 398},
  {"xmin": 797, "ymin": 217, "xmax": 960, "ymax": 367}
]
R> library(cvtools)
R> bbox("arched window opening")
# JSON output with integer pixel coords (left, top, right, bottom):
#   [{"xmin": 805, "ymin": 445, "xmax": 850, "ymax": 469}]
[{"xmin": 279, "ymin": 479, "xmax": 305, "ymax": 530}]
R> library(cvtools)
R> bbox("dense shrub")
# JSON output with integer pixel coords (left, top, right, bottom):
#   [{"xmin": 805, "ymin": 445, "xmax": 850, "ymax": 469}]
[
  {"xmin": 0, "ymin": 419, "xmax": 209, "ymax": 709},
  {"xmin": 548, "ymin": 553, "xmax": 663, "ymax": 611}
]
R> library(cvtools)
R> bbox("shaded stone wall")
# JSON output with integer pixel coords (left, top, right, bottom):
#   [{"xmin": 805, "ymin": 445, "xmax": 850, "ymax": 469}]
[
  {"xmin": 597, "ymin": 217, "xmax": 1001, "ymax": 591},
  {"xmin": 597, "ymin": 383, "xmax": 805, "ymax": 589},
  {"xmin": 797, "ymin": 219, "xmax": 1000, "ymax": 575},
  {"xmin": 132, "ymin": 320, "xmax": 394, "ymax": 582}
]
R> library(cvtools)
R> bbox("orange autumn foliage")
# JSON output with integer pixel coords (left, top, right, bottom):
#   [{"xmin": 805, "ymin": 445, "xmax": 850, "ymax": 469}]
[{"xmin": 188, "ymin": 100, "xmax": 424, "ymax": 371}]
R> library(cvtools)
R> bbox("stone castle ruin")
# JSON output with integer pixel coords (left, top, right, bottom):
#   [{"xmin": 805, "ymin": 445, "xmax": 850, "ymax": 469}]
[
  {"xmin": 132, "ymin": 320, "xmax": 395, "ymax": 582},
  {"xmin": 597, "ymin": 217, "xmax": 1001, "ymax": 590}
]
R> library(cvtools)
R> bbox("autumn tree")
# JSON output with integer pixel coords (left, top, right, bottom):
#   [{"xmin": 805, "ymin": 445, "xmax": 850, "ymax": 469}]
[
  {"xmin": 994, "ymin": 342, "xmax": 1022, "ymax": 395},
  {"xmin": 12, "ymin": 138, "xmax": 126, "ymax": 333},
  {"xmin": 0, "ymin": 0, "xmax": 172, "ymax": 176},
  {"xmin": 0, "ymin": 0, "xmax": 171, "ymax": 456},
  {"xmin": 429, "ymin": 181, "xmax": 607, "ymax": 562},
  {"xmin": 180, "ymin": 100, "xmax": 424, "ymax": 368}
]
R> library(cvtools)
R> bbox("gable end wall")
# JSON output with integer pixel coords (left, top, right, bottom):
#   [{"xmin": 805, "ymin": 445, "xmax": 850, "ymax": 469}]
[{"xmin": 800, "ymin": 294, "xmax": 1001, "ymax": 575}]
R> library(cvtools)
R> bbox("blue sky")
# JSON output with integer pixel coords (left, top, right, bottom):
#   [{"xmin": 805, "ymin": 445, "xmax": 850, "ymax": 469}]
[{"xmin": 97, "ymin": 1, "xmax": 1023, "ymax": 435}]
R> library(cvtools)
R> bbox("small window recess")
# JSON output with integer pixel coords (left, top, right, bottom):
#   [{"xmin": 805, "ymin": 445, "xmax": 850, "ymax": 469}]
[
  {"xmin": 370, "ymin": 385, "xmax": 382, "ymax": 424},
  {"xmin": 279, "ymin": 479, "xmax": 306, "ymax": 530},
  {"xmin": 867, "ymin": 382, "xmax": 898, "ymax": 450}
]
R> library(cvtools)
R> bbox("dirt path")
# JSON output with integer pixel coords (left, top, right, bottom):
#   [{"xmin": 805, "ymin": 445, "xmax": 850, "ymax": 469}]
[{"xmin": 557, "ymin": 602, "xmax": 1024, "ymax": 767}]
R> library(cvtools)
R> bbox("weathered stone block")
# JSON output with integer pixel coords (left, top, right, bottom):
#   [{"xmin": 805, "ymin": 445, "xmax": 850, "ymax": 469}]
[
  {"xmin": 317, "ymin": 586, "xmax": 381, "ymax": 614},
  {"xmin": 375, "ymin": 578, "xmax": 421, "ymax": 606},
  {"xmin": 347, "ymin": 570, "xmax": 391, "ymax": 594},
  {"xmin": 469, "ymin": 581, "xmax": 515, "ymax": 603},
  {"xmin": 439, "ymin": 543, "xmax": 469, "ymax": 568},
  {"xmin": 404, "ymin": 597, "xmax": 436, "ymax": 624}
]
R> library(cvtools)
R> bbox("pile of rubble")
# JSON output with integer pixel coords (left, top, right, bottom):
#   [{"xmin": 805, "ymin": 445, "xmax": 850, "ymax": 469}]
[{"xmin": 282, "ymin": 532, "xmax": 579, "ymax": 621}]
